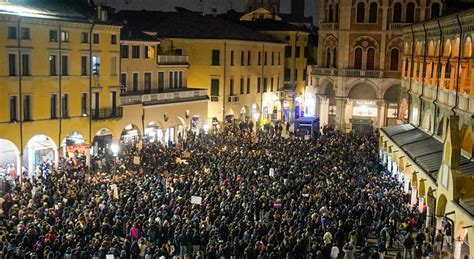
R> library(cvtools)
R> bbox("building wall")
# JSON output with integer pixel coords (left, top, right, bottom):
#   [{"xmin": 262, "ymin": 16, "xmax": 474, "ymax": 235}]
[
  {"xmin": 164, "ymin": 38, "xmax": 285, "ymax": 124},
  {"xmin": 310, "ymin": 0, "xmax": 441, "ymax": 131}
]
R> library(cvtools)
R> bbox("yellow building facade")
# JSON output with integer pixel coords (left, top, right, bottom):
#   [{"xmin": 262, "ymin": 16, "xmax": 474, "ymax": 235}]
[
  {"xmin": 118, "ymin": 27, "xmax": 208, "ymax": 145},
  {"xmin": 381, "ymin": 10, "xmax": 474, "ymax": 258},
  {"xmin": 0, "ymin": 2, "xmax": 122, "ymax": 175}
]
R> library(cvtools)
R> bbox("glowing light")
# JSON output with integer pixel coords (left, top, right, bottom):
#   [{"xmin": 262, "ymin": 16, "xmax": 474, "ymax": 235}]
[
  {"xmin": 360, "ymin": 105, "xmax": 369, "ymax": 114},
  {"xmin": 110, "ymin": 143, "xmax": 119, "ymax": 156},
  {"xmin": 203, "ymin": 124, "xmax": 209, "ymax": 133},
  {"xmin": 253, "ymin": 112, "xmax": 260, "ymax": 121}
]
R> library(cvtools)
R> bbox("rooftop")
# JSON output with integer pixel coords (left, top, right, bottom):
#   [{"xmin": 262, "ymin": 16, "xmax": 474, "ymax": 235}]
[
  {"xmin": 113, "ymin": 9, "xmax": 283, "ymax": 43},
  {"xmin": 0, "ymin": 0, "xmax": 94, "ymax": 22},
  {"xmin": 121, "ymin": 26, "xmax": 159, "ymax": 42},
  {"xmin": 239, "ymin": 19, "xmax": 310, "ymax": 33}
]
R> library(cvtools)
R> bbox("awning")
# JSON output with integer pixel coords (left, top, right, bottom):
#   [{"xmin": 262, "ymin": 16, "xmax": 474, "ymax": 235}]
[{"xmin": 382, "ymin": 124, "xmax": 474, "ymax": 180}]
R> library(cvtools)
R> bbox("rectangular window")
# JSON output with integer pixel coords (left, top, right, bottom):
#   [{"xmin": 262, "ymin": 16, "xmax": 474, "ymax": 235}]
[
  {"xmin": 303, "ymin": 69, "xmax": 307, "ymax": 80},
  {"xmin": 62, "ymin": 94, "xmax": 68, "ymax": 118},
  {"xmin": 81, "ymin": 93, "xmax": 88, "ymax": 116},
  {"xmin": 263, "ymin": 78, "xmax": 268, "ymax": 92},
  {"xmin": 49, "ymin": 30, "xmax": 58, "ymax": 42},
  {"xmin": 23, "ymin": 95, "xmax": 31, "ymax": 121},
  {"xmin": 120, "ymin": 73, "xmax": 127, "ymax": 90},
  {"xmin": 212, "ymin": 50, "xmax": 220, "ymax": 66},
  {"xmin": 304, "ymin": 47, "xmax": 309, "ymax": 58},
  {"xmin": 61, "ymin": 55, "xmax": 68, "ymax": 76},
  {"xmin": 81, "ymin": 56, "xmax": 88, "ymax": 76},
  {"xmin": 21, "ymin": 54, "xmax": 30, "ymax": 76},
  {"xmin": 61, "ymin": 31, "xmax": 69, "ymax": 42},
  {"xmin": 211, "ymin": 79, "xmax": 219, "ymax": 97},
  {"xmin": 132, "ymin": 45, "xmax": 140, "ymax": 59},
  {"xmin": 285, "ymin": 46, "xmax": 292, "ymax": 57},
  {"xmin": 121, "ymin": 45, "xmax": 129, "ymax": 58},
  {"xmin": 284, "ymin": 68, "xmax": 291, "ymax": 81},
  {"xmin": 257, "ymin": 78, "xmax": 261, "ymax": 93},
  {"xmin": 158, "ymin": 72, "xmax": 164, "ymax": 91},
  {"xmin": 111, "ymin": 34, "xmax": 117, "ymax": 45},
  {"xmin": 81, "ymin": 32, "xmax": 89, "ymax": 43},
  {"xmin": 8, "ymin": 27, "xmax": 17, "ymax": 39},
  {"xmin": 9, "ymin": 96, "xmax": 17, "ymax": 122},
  {"xmin": 178, "ymin": 71, "xmax": 183, "ymax": 88},
  {"xmin": 230, "ymin": 50, "xmax": 234, "ymax": 66},
  {"xmin": 169, "ymin": 71, "xmax": 174, "ymax": 88},
  {"xmin": 277, "ymin": 76, "xmax": 280, "ymax": 90},
  {"xmin": 21, "ymin": 27, "xmax": 30, "ymax": 40},
  {"xmin": 230, "ymin": 79, "xmax": 234, "ymax": 95},
  {"xmin": 49, "ymin": 55, "xmax": 57, "ymax": 76},
  {"xmin": 144, "ymin": 72, "xmax": 151, "ymax": 92},
  {"xmin": 271, "ymin": 52, "xmax": 274, "ymax": 65},
  {"xmin": 295, "ymin": 46, "xmax": 300, "ymax": 58},
  {"xmin": 92, "ymin": 55, "xmax": 100, "ymax": 75},
  {"xmin": 132, "ymin": 73, "xmax": 139, "ymax": 91},
  {"xmin": 241, "ymin": 51, "xmax": 244, "ymax": 66},
  {"xmin": 247, "ymin": 78, "xmax": 250, "ymax": 94},
  {"xmin": 144, "ymin": 46, "xmax": 154, "ymax": 59},
  {"xmin": 270, "ymin": 78, "xmax": 274, "ymax": 92},
  {"xmin": 240, "ymin": 78, "xmax": 244, "ymax": 94},
  {"xmin": 264, "ymin": 52, "xmax": 267, "ymax": 65},
  {"xmin": 93, "ymin": 33, "xmax": 99, "ymax": 44},
  {"xmin": 258, "ymin": 52, "xmax": 261, "ymax": 65},
  {"xmin": 247, "ymin": 51, "xmax": 251, "ymax": 65},
  {"xmin": 9, "ymin": 54, "xmax": 16, "ymax": 76},
  {"xmin": 294, "ymin": 69, "xmax": 298, "ymax": 80},
  {"xmin": 50, "ymin": 94, "xmax": 57, "ymax": 119},
  {"xmin": 174, "ymin": 71, "xmax": 178, "ymax": 88},
  {"xmin": 111, "ymin": 56, "xmax": 117, "ymax": 75},
  {"xmin": 278, "ymin": 52, "xmax": 281, "ymax": 65}
]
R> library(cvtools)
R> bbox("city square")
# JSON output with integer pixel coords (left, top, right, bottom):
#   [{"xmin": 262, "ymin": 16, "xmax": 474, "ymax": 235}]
[{"xmin": 0, "ymin": 0, "xmax": 473, "ymax": 258}]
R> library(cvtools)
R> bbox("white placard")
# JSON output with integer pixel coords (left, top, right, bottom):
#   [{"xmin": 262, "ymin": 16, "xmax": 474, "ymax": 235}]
[
  {"xmin": 106, "ymin": 255, "xmax": 114, "ymax": 259},
  {"xmin": 133, "ymin": 156, "xmax": 140, "ymax": 165},
  {"xmin": 191, "ymin": 196, "xmax": 202, "ymax": 205}
]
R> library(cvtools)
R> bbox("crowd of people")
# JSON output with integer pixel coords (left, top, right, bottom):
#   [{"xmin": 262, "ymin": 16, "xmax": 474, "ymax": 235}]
[{"xmin": 0, "ymin": 124, "xmax": 435, "ymax": 258}]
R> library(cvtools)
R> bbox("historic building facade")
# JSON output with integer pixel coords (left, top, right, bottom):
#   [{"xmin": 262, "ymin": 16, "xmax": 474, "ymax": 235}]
[
  {"xmin": 0, "ymin": 1, "xmax": 122, "ymax": 175},
  {"xmin": 381, "ymin": 10, "xmax": 474, "ymax": 258},
  {"xmin": 118, "ymin": 27, "xmax": 208, "ymax": 146},
  {"xmin": 308, "ymin": 0, "xmax": 443, "ymax": 132}
]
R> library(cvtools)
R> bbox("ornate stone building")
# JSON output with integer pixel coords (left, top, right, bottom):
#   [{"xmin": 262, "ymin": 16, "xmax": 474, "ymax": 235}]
[
  {"xmin": 308, "ymin": 0, "xmax": 443, "ymax": 132},
  {"xmin": 381, "ymin": 9, "xmax": 474, "ymax": 258}
]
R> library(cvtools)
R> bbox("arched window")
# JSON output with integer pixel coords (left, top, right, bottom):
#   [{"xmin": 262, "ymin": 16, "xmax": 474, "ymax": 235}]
[
  {"xmin": 406, "ymin": 3, "xmax": 415, "ymax": 23},
  {"xmin": 328, "ymin": 4, "xmax": 333, "ymax": 22},
  {"xmin": 333, "ymin": 48, "xmax": 337, "ymax": 67},
  {"xmin": 335, "ymin": 4, "xmax": 339, "ymax": 22},
  {"xmin": 354, "ymin": 48, "xmax": 363, "ymax": 69},
  {"xmin": 356, "ymin": 2, "xmax": 365, "ymax": 23},
  {"xmin": 390, "ymin": 48, "xmax": 399, "ymax": 70},
  {"xmin": 367, "ymin": 48, "xmax": 375, "ymax": 70},
  {"xmin": 431, "ymin": 2, "xmax": 440, "ymax": 18},
  {"xmin": 369, "ymin": 2, "xmax": 378, "ymax": 23},
  {"xmin": 326, "ymin": 48, "xmax": 331, "ymax": 67},
  {"xmin": 393, "ymin": 2, "xmax": 402, "ymax": 22}
]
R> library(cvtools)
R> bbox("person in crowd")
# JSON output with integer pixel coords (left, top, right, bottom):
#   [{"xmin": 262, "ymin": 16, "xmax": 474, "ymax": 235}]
[{"xmin": 0, "ymin": 124, "xmax": 424, "ymax": 258}]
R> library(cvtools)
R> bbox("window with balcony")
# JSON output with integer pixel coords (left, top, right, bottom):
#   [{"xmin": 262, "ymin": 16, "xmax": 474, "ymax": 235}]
[
  {"xmin": 158, "ymin": 72, "xmax": 164, "ymax": 92},
  {"xmin": 144, "ymin": 72, "xmax": 151, "ymax": 92},
  {"xmin": 81, "ymin": 93, "xmax": 88, "ymax": 116},
  {"xmin": 390, "ymin": 48, "xmax": 400, "ymax": 71},
  {"xmin": 278, "ymin": 52, "xmax": 281, "ymax": 65},
  {"xmin": 145, "ymin": 46, "xmax": 155, "ymax": 59},
  {"xmin": 169, "ymin": 71, "xmax": 174, "ymax": 88},
  {"xmin": 21, "ymin": 54, "xmax": 30, "ymax": 76},
  {"xmin": 354, "ymin": 48, "xmax": 363, "ymax": 69},
  {"xmin": 240, "ymin": 78, "xmax": 244, "ymax": 94},
  {"xmin": 270, "ymin": 78, "xmax": 274, "ymax": 92},
  {"xmin": 230, "ymin": 79, "xmax": 234, "ymax": 95},
  {"xmin": 328, "ymin": 4, "xmax": 333, "ymax": 22},
  {"xmin": 335, "ymin": 4, "xmax": 339, "ymax": 22},
  {"xmin": 120, "ymin": 73, "xmax": 127, "ymax": 91},
  {"xmin": 133, "ymin": 73, "xmax": 139, "ymax": 91},
  {"xmin": 369, "ymin": 3, "xmax": 378, "ymax": 23},
  {"xmin": 93, "ymin": 33, "xmax": 100, "ymax": 44},
  {"xmin": 211, "ymin": 79, "xmax": 219, "ymax": 99},
  {"xmin": 263, "ymin": 78, "xmax": 268, "ymax": 92},
  {"xmin": 356, "ymin": 2, "xmax": 365, "ymax": 23},
  {"xmin": 393, "ymin": 3, "xmax": 402, "ymax": 22},
  {"xmin": 367, "ymin": 48, "xmax": 375, "ymax": 70}
]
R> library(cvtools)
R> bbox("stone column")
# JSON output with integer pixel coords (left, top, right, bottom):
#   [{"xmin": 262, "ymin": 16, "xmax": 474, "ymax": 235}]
[
  {"xmin": 460, "ymin": 62, "xmax": 469, "ymax": 93},
  {"xmin": 16, "ymin": 154, "xmax": 22, "ymax": 181},
  {"xmin": 401, "ymin": 57, "xmax": 407, "ymax": 78},
  {"xmin": 432, "ymin": 60, "xmax": 439, "ymax": 86},
  {"xmin": 426, "ymin": 59, "xmax": 433, "ymax": 84},
  {"xmin": 453, "ymin": 239, "xmax": 463, "ymax": 259},
  {"xmin": 440, "ymin": 60, "xmax": 447, "ymax": 88},
  {"xmin": 335, "ymin": 97, "xmax": 347, "ymax": 131},
  {"xmin": 376, "ymin": 101, "xmax": 385, "ymax": 128}
]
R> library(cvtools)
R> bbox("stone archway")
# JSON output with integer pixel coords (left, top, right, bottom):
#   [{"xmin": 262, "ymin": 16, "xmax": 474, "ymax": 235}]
[
  {"xmin": 349, "ymin": 83, "xmax": 378, "ymax": 132},
  {"xmin": 23, "ymin": 135, "xmax": 58, "ymax": 176},
  {"xmin": 121, "ymin": 124, "xmax": 141, "ymax": 145},
  {"xmin": 0, "ymin": 139, "xmax": 21, "ymax": 181}
]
